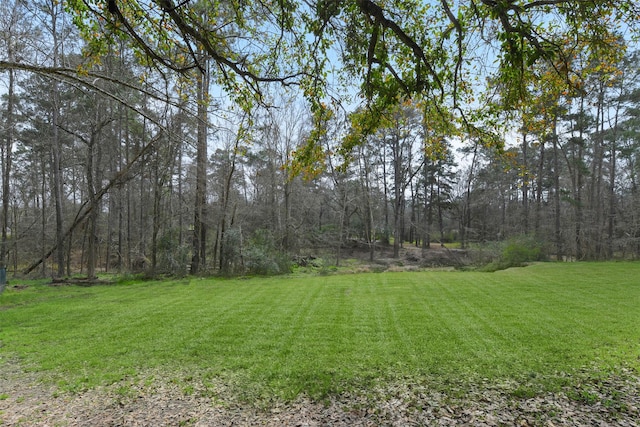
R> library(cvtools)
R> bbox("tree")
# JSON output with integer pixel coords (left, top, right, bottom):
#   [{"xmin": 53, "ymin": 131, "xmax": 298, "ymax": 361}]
[
  {"xmin": 354, "ymin": 138, "xmax": 381, "ymax": 261},
  {"xmin": 419, "ymin": 102, "xmax": 458, "ymax": 248},
  {"xmin": 190, "ymin": 60, "xmax": 210, "ymax": 275},
  {"xmin": 420, "ymin": 140, "xmax": 457, "ymax": 248},
  {"xmin": 0, "ymin": 0, "xmax": 30, "ymax": 273},
  {"xmin": 368, "ymin": 103, "xmax": 424, "ymax": 258},
  {"xmin": 211, "ymin": 120, "xmax": 246, "ymax": 275}
]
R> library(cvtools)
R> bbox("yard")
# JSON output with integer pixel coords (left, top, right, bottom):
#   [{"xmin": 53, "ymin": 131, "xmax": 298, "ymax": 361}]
[{"xmin": 1, "ymin": 262, "xmax": 639, "ymax": 425}]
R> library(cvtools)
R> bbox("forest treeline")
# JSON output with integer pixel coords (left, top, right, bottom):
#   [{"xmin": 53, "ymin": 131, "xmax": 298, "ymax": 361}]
[{"xmin": 1, "ymin": 1, "xmax": 639, "ymax": 278}]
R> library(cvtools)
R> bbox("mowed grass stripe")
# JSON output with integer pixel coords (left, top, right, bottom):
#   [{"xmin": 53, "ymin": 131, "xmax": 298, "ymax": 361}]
[{"xmin": 1, "ymin": 262, "xmax": 639, "ymax": 399}]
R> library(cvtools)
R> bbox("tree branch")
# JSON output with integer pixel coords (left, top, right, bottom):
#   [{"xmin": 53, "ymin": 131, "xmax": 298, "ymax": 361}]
[
  {"xmin": 0, "ymin": 61, "xmax": 195, "ymax": 120},
  {"xmin": 356, "ymin": 0, "xmax": 444, "ymax": 99},
  {"xmin": 441, "ymin": 0, "xmax": 464, "ymax": 108}
]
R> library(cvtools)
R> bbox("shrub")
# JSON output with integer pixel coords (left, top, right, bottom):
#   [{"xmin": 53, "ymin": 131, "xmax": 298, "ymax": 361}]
[
  {"xmin": 479, "ymin": 235, "xmax": 547, "ymax": 272},
  {"xmin": 157, "ymin": 229, "xmax": 190, "ymax": 277},
  {"xmin": 241, "ymin": 229, "xmax": 292, "ymax": 276},
  {"xmin": 502, "ymin": 237, "xmax": 545, "ymax": 266},
  {"xmin": 243, "ymin": 246, "xmax": 291, "ymax": 276}
]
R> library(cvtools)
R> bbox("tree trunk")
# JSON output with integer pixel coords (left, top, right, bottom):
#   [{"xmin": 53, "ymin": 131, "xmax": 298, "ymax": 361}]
[
  {"xmin": 552, "ymin": 115, "xmax": 563, "ymax": 260},
  {"xmin": 191, "ymin": 64, "xmax": 209, "ymax": 274},
  {"xmin": 358, "ymin": 145, "xmax": 376, "ymax": 261},
  {"xmin": 151, "ymin": 150, "xmax": 161, "ymax": 275},
  {"xmin": 535, "ymin": 140, "xmax": 545, "ymax": 234},
  {"xmin": 219, "ymin": 147, "xmax": 238, "ymax": 273},
  {"xmin": 437, "ymin": 177, "xmax": 445, "ymax": 246},
  {"xmin": 1, "ymin": 66, "xmax": 15, "ymax": 271},
  {"xmin": 461, "ymin": 144, "xmax": 478, "ymax": 249},
  {"xmin": 575, "ymin": 98, "xmax": 585, "ymax": 260},
  {"xmin": 521, "ymin": 131, "xmax": 529, "ymax": 234},
  {"xmin": 41, "ymin": 160, "xmax": 47, "ymax": 277},
  {"xmin": 606, "ymin": 88, "xmax": 622, "ymax": 259},
  {"xmin": 86, "ymin": 124, "xmax": 98, "ymax": 280},
  {"xmin": 48, "ymin": 0, "xmax": 66, "ymax": 277},
  {"xmin": 589, "ymin": 84, "xmax": 606, "ymax": 259}
]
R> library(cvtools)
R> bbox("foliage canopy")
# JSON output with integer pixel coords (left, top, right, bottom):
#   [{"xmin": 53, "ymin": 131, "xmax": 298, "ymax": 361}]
[{"xmin": 64, "ymin": 1, "xmax": 640, "ymax": 134}]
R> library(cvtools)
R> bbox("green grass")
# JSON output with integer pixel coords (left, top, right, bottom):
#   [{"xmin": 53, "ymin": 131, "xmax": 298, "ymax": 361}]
[{"xmin": 1, "ymin": 263, "xmax": 639, "ymax": 401}]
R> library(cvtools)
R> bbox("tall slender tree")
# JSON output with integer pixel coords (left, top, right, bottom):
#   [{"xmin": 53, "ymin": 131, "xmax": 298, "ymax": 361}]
[{"xmin": 0, "ymin": 0, "xmax": 28, "ymax": 274}]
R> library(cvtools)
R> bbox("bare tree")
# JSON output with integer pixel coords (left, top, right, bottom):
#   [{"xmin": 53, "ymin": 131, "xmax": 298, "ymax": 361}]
[{"xmin": 0, "ymin": 0, "xmax": 29, "ymax": 273}]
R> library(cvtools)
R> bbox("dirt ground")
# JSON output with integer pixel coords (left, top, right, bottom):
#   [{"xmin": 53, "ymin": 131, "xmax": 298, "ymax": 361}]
[
  {"xmin": 327, "ymin": 242, "xmax": 472, "ymax": 273},
  {"xmin": 2, "ymin": 358, "xmax": 639, "ymax": 426}
]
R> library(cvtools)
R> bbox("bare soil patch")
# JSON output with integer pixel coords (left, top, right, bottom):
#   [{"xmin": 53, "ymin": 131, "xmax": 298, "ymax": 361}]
[
  {"xmin": 50, "ymin": 277, "xmax": 115, "ymax": 287},
  {"xmin": 337, "ymin": 242, "xmax": 471, "ymax": 273}
]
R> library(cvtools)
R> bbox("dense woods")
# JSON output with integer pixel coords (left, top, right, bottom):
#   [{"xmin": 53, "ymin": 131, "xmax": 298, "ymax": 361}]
[{"xmin": 1, "ymin": 0, "xmax": 640, "ymax": 278}]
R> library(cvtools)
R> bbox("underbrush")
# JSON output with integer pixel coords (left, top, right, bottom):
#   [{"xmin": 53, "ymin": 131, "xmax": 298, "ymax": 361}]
[{"xmin": 475, "ymin": 235, "xmax": 548, "ymax": 271}]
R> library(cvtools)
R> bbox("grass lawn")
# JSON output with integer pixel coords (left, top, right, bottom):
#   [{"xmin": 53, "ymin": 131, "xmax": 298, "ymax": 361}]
[{"xmin": 1, "ymin": 262, "xmax": 639, "ymax": 402}]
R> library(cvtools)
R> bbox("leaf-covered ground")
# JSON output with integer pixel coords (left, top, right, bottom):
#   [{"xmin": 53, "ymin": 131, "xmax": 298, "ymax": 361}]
[{"xmin": 2, "ymin": 360, "xmax": 638, "ymax": 426}]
